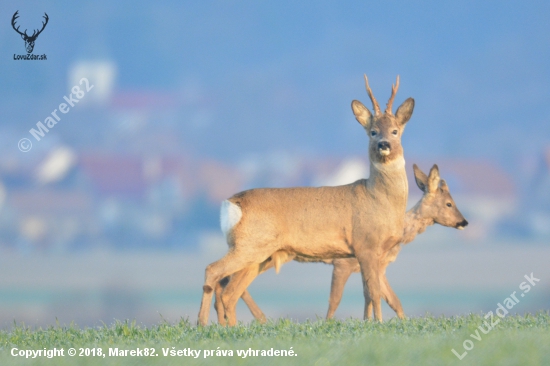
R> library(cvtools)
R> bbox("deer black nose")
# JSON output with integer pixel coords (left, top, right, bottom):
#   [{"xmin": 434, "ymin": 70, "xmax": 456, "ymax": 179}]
[
  {"xmin": 456, "ymin": 219, "xmax": 468, "ymax": 229},
  {"xmin": 378, "ymin": 141, "xmax": 391, "ymax": 151}
]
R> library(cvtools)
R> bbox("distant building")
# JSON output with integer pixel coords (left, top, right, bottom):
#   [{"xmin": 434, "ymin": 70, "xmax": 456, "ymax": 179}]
[{"xmin": 0, "ymin": 149, "xmax": 533, "ymax": 251}]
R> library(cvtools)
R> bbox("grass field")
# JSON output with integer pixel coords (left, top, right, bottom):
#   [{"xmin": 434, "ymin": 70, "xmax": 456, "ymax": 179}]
[{"xmin": 0, "ymin": 313, "xmax": 548, "ymax": 365}]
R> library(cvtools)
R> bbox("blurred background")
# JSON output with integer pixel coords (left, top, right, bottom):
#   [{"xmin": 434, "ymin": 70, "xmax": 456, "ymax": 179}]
[{"xmin": 0, "ymin": 0, "xmax": 548, "ymax": 326}]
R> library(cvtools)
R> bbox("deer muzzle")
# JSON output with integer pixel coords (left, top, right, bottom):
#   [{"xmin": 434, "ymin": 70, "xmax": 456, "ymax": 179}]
[
  {"xmin": 378, "ymin": 141, "xmax": 391, "ymax": 156},
  {"xmin": 456, "ymin": 219, "xmax": 468, "ymax": 230}
]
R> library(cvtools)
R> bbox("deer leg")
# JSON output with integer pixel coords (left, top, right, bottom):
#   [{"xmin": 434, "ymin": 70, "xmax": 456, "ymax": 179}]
[
  {"xmin": 216, "ymin": 275, "xmax": 267, "ymax": 324},
  {"xmin": 366, "ymin": 300, "xmax": 374, "ymax": 319},
  {"xmin": 368, "ymin": 263, "xmax": 388, "ymax": 320},
  {"xmin": 367, "ymin": 260, "xmax": 390, "ymax": 320},
  {"xmin": 218, "ymin": 252, "xmax": 289, "ymax": 325},
  {"xmin": 326, "ymin": 262, "xmax": 355, "ymax": 319},
  {"xmin": 240, "ymin": 289, "xmax": 267, "ymax": 323},
  {"xmin": 214, "ymin": 277, "xmax": 229, "ymax": 325},
  {"xmin": 366, "ymin": 264, "xmax": 405, "ymax": 320},
  {"xmin": 208, "ymin": 249, "xmax": 292, "ymax": 326},
  {"xmin": 227, "ymin": 251, "xmax": 294, "ymax": 323},
  {"xmin": 215, "ymin": 277, "xmax": 268, "ymax": 325},
  {"xmin": 380, "ymin": 274, "xmax": 405, "ymax": 319},
  {"xmin": 221, "ymin": 265, "xmax": 261, "ymax": 326},
  {"xmin": 356, "ymin": 250, "xmax": 382, "ymax": 321},
  {"xmin": 198, "ymin": 249, "xmax": 263, "ymax": 326},
  {"xmin": 366, "ymin": 278, "xmax": 391, "ymax": 320}
]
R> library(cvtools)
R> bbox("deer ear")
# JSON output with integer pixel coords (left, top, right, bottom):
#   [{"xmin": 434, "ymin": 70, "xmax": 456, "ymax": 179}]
[
  {"xmin": 351, "ymin": 100, "xmax": 372, "ymax": 129},
  {"xmin": 395, "ymin": 98, "xmax": 414, "ymax": 126},
  {"xmin": 439, "ymin": 179, "xmax": 449, "ymax": 192},
  {"xmin": 413, "ymin": 164, "xmax": 429, "ymax": 193},
  {"xmin": 427, "ymin": 164, "xmax": 440, "ymax": 193}
]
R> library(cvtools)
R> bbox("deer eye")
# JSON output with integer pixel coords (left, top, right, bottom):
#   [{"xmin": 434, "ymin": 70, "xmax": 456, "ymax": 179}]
[
  {"xmin": 370, "ymin": 131, "xmax": 377, "ymax": 137},
  {"xmin": 392, "ymin": 130, "xmax": 398, "ymax": 135},
  {"xmin": 446, "ymin": 203, "xmax": 452, "ymax": 208}
]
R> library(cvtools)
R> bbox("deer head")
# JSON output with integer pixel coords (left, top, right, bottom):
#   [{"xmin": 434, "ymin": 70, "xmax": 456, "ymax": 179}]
[
  {"xmin": 413, "ymin": 164, "xmax": 468, "ymax": 229},
  {"xmin": 12, "ymin": 11, "xmax": 49, "ymax": 54},
  {"xmin": 351, "ymin": 75, "xmax": 415, "ymax": 165}
]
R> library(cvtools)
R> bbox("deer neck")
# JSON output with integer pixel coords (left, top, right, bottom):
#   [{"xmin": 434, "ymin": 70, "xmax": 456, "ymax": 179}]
[
  {"xmin": 367, "ymin": 156, "xmax": 408, "ymax": 205},
  {"xmin": 401, "ymin": 203, "xmax": 434, "ymax": 244}
]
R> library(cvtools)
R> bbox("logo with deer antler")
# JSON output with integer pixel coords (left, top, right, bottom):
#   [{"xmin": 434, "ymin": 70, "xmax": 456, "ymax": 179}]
[{"xmin": 11, "ymin": 10, "xmax": 49, "ymax": 54}]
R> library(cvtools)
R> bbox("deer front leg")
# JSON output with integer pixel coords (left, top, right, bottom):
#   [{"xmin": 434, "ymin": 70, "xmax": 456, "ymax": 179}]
[
  {"xmin": 356, "ymin": 250, "xmax": 382, "ymax": 321},
  {"xmin": 380, "ymin": 274, "xmax": 405, "ymax": 319},
  {"xmin": 366, "ymin": 258, "xmax": 404, "ymax": 319},
  {"xmin": 326, "ymin": 260, "xmax": 356, "ymax": 319},
  {"xmin": 366, "ymin": 300, "xmax": 373, "ymax": 319},
  {"xmin": 366, "ymin": 276, "xmax": 402, "ymax": 319}
]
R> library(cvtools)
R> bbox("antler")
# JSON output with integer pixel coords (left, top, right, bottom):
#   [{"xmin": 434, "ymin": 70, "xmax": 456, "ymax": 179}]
[
  {"xmin": 34, "ymin": 13, "xmax": 49, "ymax": 38},
  {"xmin": 11, "ymin": 11, "xmax": 26, "ymax": 37},
  {"xmin": 364, "ymin": 75, "xmax": 381, "ymax": 116},
  {"xmin": 12, "ymin": 12, "xmax": 48, "ymax": 40},
  {"xmin": 385, "ymin": 75, "xmax": 400, "ymax": 115}
]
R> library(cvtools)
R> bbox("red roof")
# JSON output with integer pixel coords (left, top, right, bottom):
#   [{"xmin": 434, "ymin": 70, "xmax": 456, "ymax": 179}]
[{"xmin": 80, "ymin": 155, "xmax": 146, "ymax": 197}]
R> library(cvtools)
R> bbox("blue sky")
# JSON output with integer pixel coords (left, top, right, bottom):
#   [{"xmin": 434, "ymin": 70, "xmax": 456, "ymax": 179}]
[{"xmin": 1, "ymin": 1, "xmax": 549, "ymax": 168}]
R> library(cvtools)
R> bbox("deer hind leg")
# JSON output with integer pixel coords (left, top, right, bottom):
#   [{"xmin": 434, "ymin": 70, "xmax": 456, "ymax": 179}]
[
  {"xmin": 221, "ymin": 264, "xmax": 261, "ymax": 326},
  {"xmin": 215, "ymin": 275, "xmax": 266, "ymax": 324},
  {"xmin": 198, "ymin": 249, "xmax": 261, "ymax": 326},
  {"xmin": 214, "ymin": 277, "xmax": 229, "ymax": 325},
  {"xmin": 224, "ymin": 251, "xmax": 292, "ymax": 324},
  {"xmin": 326, "ymin": 261, "xmax": 356, "ymax": 319},
  {"xmin": 234, "ymin": 254, "xmax": 279, "ymax": 323}
]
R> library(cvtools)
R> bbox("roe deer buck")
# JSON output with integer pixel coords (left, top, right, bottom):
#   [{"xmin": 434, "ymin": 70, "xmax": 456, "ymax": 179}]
[
  {"xmin": 214, "ymin": 164, "xmax": 468, "ymax": 323},
  {"xmin": 198, "ymin": 75, "xmax": 414, "ymax": 326},
  {"xmin": 326, "ymin": 163, "xmax": 468, "ymax": 319}
]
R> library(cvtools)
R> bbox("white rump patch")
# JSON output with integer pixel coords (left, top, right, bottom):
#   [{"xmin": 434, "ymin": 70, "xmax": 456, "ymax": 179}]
[{"xmin": 220, "ymin": 200, "xmax": 242, "ymax": 236}]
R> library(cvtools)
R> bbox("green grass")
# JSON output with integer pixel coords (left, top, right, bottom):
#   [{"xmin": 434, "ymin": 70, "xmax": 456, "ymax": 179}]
[{"xmin": 0, "ymin": 313, "xmax": 548, "ymax": 365}]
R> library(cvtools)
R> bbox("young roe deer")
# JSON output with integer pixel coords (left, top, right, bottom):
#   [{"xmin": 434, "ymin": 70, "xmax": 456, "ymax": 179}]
[
  {"xmin": 215, "ymin": 164, "xmax": 468, "ymax": 323},
  {"xmin": 198, "ymin": 75, "xmax": 414, "ymax": 326}
]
